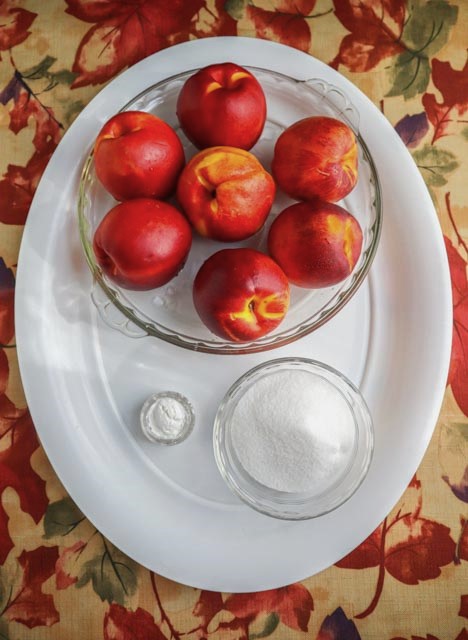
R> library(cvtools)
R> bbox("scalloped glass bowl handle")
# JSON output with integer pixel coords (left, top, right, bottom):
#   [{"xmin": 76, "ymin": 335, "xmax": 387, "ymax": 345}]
[
  {"xmin": 91, "ymin": 282, "xmax": 148, "ymax": 339},
  {"xmin": 301, "ymin": 78, "xmax": 361, "ymax": 133}
]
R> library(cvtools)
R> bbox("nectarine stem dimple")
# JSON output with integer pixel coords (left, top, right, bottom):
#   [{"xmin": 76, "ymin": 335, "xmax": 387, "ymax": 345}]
[
  {"xmin": 205, "ymin": 81, "xmax": 222, "ymax": 94},
  {"xmin": 229, "ymin": 298, "xmax": 257, "ymax": 323},
  {"xmin": 256, "ymin": 293, "xmax": 289, "ymax": 320},
  {"xmin": 228, "ymin": 71, "xmax": 251, "ymax": 86}
]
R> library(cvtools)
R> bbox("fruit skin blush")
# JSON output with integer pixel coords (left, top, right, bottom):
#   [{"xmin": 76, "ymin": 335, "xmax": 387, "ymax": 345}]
[{"xmin": 230, "ymin": 369, "xmax": 355, "ymax": 493}]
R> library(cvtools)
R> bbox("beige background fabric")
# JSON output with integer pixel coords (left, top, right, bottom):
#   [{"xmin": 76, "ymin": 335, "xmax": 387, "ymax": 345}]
[{"xmin": 0, "ymin": 1, "xmax": 466, "ymax": 638}]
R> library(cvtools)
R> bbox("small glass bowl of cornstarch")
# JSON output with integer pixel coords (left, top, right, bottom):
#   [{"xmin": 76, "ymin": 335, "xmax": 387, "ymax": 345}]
[
  {"xmin": 140, "ymin": 391, "xmax": 195, "ymax": 445},
  {"xmin": 213, "ymin": 358, "xmax": 373, "ymax": 520}
]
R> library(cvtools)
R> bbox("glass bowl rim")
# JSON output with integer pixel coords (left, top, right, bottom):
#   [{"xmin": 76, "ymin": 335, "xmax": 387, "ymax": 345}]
[{"xmin": 77, "ymin": 66, "xmax": 383, "ymax": 355}]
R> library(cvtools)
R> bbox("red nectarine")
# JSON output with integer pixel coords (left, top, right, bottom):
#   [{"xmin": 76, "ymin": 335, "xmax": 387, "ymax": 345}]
[
  {"xmin": 177, "ymin": 63, "xmax": 266, "ymax": 150},
  {"xmin": 268, "ymin": 200, "xmax": 363, "ymax": 288},
  {"xmin": 177, "ymin": 146, "xmax": 275, "ymax": 242},
  {"xmin": 93, "ymin": 199, "xmax": 192, "ymax": 290},
  {"xmin": 94, "ymin": 111, "xmax": 185, "ymax": 201},
  {"xmin": 272, "ymin": 116, "xmax": 358, "ymax": 203},
  {"xmin": 193, "ymin": 248, "xmax": 290, "ymax": 342}
]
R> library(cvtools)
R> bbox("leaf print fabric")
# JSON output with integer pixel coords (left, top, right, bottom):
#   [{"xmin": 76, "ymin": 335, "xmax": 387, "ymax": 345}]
[
  {"xmin": 65, "ymin": 0, "xmax": 206, "ymax": 87},
  {"xmin": 0, "ymin": 1, "xmax": 466, "ymax": 638}
]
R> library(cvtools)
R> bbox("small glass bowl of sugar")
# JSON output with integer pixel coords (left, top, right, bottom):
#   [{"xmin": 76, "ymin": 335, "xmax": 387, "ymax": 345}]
[{"xmin": 213, "ymin": 358, "xmax": 374, "ymax": 520}]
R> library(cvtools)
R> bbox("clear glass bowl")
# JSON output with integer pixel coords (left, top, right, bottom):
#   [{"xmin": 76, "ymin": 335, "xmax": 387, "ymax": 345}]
[
  {"xmin": 140, "ymin": 391, "xmax": 195, "ymax": 445},
  {"xmin": 213, "ymin": 358, "xmax": 374, "ymax": 520},
  {"xmin": 78, "ymin": 68, "xmax": 382, "ymax": 354}
]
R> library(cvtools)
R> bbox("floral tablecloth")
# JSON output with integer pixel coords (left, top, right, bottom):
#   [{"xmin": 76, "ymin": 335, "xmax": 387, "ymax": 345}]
[{"xmin": 0, "ymin": 1, "xmax": 467, "ymax": 638}]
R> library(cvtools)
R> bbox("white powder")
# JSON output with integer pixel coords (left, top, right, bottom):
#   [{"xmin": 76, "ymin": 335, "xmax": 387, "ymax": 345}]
[
  {"xmin": 140, "ymin": 392, "xmax": 194, "ymax": 444},
  {"xmin": 231, "ymin": 369, "xmax": 355, "ymax": 493}
]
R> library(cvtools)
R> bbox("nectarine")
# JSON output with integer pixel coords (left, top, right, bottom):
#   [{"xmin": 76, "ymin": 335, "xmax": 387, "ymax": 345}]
[
  {"xmin": 268, "ymin": 200, "xmax": 363, "ymax": 288},
  {"xmin": 272, "ymin": 116, "xmax": 358, "ymax": 203},
  {"xmin": 177, "ymin": 146, "xmax": 275, "ymax": 242},
  {"xmin": 177, "ymin": 63, "xmax": 266, "ymax": 150},
  {"xmin": 193, "ymin": 248, "xmax": 290, "ymax": 342},
  {"xmin": 94, "ymin": 111, "xmax": 185, "ymax": 201},
  {"xmin": 93, "ymin": 199, "xmax": 192, "ymax": 290}
]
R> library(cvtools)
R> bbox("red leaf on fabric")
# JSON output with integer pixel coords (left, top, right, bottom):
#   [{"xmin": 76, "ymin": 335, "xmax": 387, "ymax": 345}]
[
  {"xmin": 0, "ymin": 145, "xmax": 54, "ymax": 226},
  {"xmin": 55, "ymin": 540, "xmax": 86, "ymax": 589},
  {"xmin": 0, "ymin": 349, "xmax": 8, "ymax": 396},
  {"xmin": 225, "ymin": 584, "xmax": 314, "ymax": 632},
  {"xmin": 337, "ymin": 477, "xmax": 455, "ymax": 618},
  {"xmin": 384, "ymin": 516, "xmax": 455, "ymax": 584},
  {"xmin": 0, "ymin": 394, "xmax": 26, "ymax": 437},
  {"xmin": 422, "ymin": 58, "xmax": 468, "ymax": 143},
  {"xmin": 335, "ymin": 527, "xmax": 381, "ymax": 569},
  {"xmin": 0, "ymin": 411, "xmax": 48, "ymax": 564},
  {"xmin": 456, "ymin": 631, "xmax": 468, "ymax": 640},
  {"xmin": 193, "ymin": 590, "xmax": 224, "ymax": 630},
  {"xmin": 245, "ymin": 5, "xmax": 311, "ymax": 52},
  {"xmin": 0, "ymin": 375, "xmax": 26, "ymax": 568},
  {"xmin": 192, "ymin": 0, "xmax": 237, "ymax": 38},
  {"xmin": 330, "ymin": 0, "xmax": 405, "ymax": 71},
  {"xmin": 445, "ymin": 237, "xmax": 468, "ymax": 416},
  {"xmin": 8, "ymin": 88, "xmax": 61, "ymax": 153},
  {"xmin": 64, "ymin": 0, "xmax": 132, "ymax": 22},
  {"xmin": 458, "ymin": 518, "xmax": 468, "ymax": 562},
  {"xmin": 0, "ymin": 258, "xmax": 15, "ymax": 342},
  {"xmin": 338, "ymin": 476, "xmax": 422, "ymax": 571},
  {"xmin": 460, "ymin": 595, "xmax": 468, "ymax": 619},
  {"xmin": 0, "ymin": 350, "xmax": 15, "ymax": 563},
  {"xmin": 104, "ymin": 603, "xmax": 168, "ymax": 640},
  {"xmin": 316, "ymin": 606, "xmax": 361, "ymax": 640},
  {"xmin": 0, "ymin": 514, "xmax": 11, "ymax": 574},
  {"xmin": 4, "ymin": 546, "xmax": 59, "ymax": 628},
  {"xmin": 65, "ymin": 0, "xmax": 205, "ymax": 88},
  {"xmin": 0, "ymin": 1, "xmax": 37, "ymax": 52}
]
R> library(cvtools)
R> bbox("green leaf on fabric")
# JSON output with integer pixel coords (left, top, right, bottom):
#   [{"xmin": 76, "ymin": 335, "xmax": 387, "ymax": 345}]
[
  {"xmin": 43, "ymin": 497, "xmax": 85, "ymax": 538},
  {"xmin": 249, "ymin": 613, "xmax": 280, "ymax": 639},
  {"xmin": 462, "ymin": 127, "xmax": 468, "ymax": 141},
  {"xmin": 52, "ymin": 69, "xmax": 77, "ymax": 85},
  {"xmin": 412, "ymin": 144, "xmax": 458, "ymax": 186},
  {"xmin": 76, "ymin": 538, "xmax": 138, "ymax": 605},
  {"xmin": 65, "ymin": 100, "xmax": 85, "ymax": 124},
  {"xmin": 402, "ymin": 0, "xmax": 457, "ymax": 57},
  {"xmin": 22, "ymin": 56, "xmax": 57, "ymax": 79},
  {"xmin": 387, "ymin": 0, "xmax": 457, "ymax": 98},
  {"xmin": 21, "ymin": 56, "xmax": 76, "ymax": 89},
  {"xmin": 224, "ymin": 0, "xmax": 246, "ymax": 19},
  {"xmin": 387, "ymin": 52, "xmax": 431, "ymax": 99}
]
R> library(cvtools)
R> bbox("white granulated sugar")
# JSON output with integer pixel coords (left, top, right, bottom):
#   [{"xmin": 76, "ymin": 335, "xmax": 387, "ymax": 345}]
[{"xmin": 231, "ymin": 369, "xmax": 355, "ymax": 493}]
